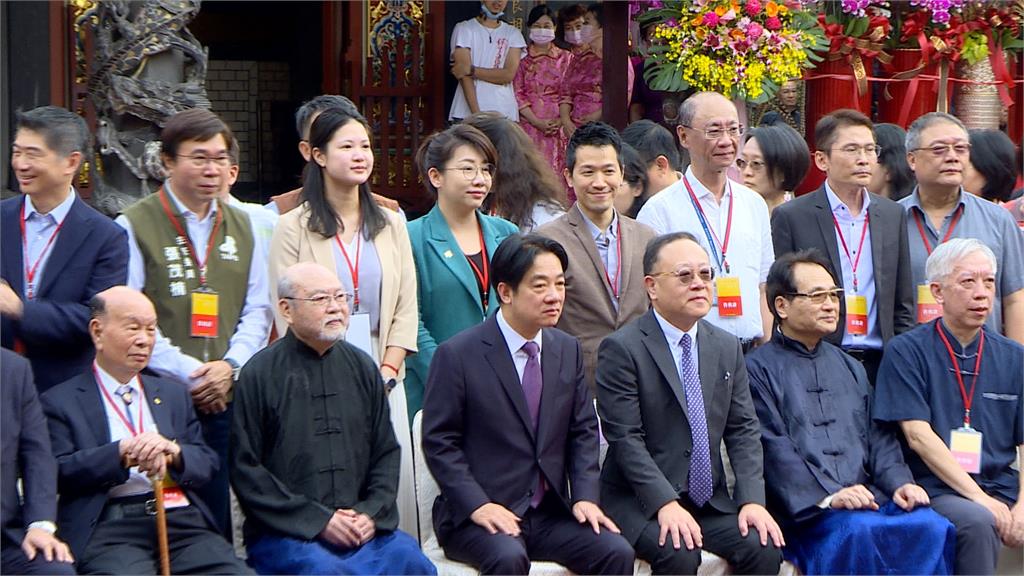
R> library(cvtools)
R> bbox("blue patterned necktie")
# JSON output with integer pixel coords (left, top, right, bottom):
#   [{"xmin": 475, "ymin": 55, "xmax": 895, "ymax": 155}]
[
  {"xmin": 679, "ymin": 334, "xmax": 713, "ymax": 507},
  {"xmin": 116, "ymin": 384, "xmax": 135, "ymax": 428},
  {"xmin": 521, "ymin": 341, "xmax": 545, "ymax": 507}
]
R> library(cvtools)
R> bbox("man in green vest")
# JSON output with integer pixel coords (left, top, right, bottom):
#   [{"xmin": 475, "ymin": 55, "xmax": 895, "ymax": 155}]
[{"xmin": 115, "ymin": 108, "xmax": 272, "ymax": 541}]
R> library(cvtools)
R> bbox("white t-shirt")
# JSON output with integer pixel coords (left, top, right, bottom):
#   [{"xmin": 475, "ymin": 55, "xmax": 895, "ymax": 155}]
[{"xmin": 448, "ymin": 17, "xmax": 526, "ymax": 121}]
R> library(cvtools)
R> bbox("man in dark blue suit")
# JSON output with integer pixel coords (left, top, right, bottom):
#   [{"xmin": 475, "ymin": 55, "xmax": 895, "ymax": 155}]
[
  {"xmin": 1, "ymin": 106, "xmax": 129, "ymax": 392},
  {"xmin": 40, "ymin": 287, "xmax": 250, "ymax": 574},
  {"xmin": 423, "ymin": 234, "xmax": 635, "ymax": 575},
  {"xmin": 1, "ymin": 348, "xmax": 75, "ymax": 575}
]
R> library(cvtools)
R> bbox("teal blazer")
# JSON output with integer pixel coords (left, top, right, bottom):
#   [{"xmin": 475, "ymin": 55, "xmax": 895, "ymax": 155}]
[{"xmin": 406, "ymin": 205, "xmax": 519, "ymax": 415}]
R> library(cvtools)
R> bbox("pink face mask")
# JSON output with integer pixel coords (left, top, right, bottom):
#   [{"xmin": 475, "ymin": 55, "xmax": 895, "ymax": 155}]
[
  {"xmin": 579, "ymin": 24, "xmax": 596, "ymax": 44},
  {"xmin": 529, "ymin": 28, "xmax": 556, "ymax": 45},
  {"xmin": 565, "ymin": 30, "xmax": 585, "ymax": 45}
]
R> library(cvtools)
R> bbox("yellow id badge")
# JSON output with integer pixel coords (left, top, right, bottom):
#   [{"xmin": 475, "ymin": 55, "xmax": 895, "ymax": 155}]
[
  {"xmin": 845, "ymin": 294, "xmax": 868, "ymax": 336},
  {"xmin": 190, "ymin": 289, "xmax": 219, "ymax": 338},
  {"xmin": 716, "ymin": 277, "xmax": 743, "ymax": 317},
  {"xmin": 917, "ymin": 284, "xmax": 943, "ymax": 324},
  {"xmin": 950, "ymin": 427, "xmax": 982, "ymax": 474}
]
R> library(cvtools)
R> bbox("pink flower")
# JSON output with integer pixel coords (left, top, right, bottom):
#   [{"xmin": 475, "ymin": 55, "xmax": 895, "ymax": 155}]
[
  {"xmin": 705, "ymin": 33, "xmax": 721, "ymax": 48},
  {"xmin": 765, "ymin": 16, "xmax": 782, "ymax": 30},
  {"xmin": 746, "ymin": 0, "xmax": 763, "ymax": 16},
  {"xmin": 746, "ymin": 22, "xmax": 764, "ymax": 40},
  {"xmin": 702, "ymin": 12, "xmax": 720, "ymax": 27}
]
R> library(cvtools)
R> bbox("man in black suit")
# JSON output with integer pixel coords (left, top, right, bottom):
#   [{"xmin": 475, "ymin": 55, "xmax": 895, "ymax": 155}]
[
  {"xmin": 1, "ymin": 349, "xmax": 75, "ymax": 575},
  {"xmin": 597, "ymin": 232, "xmax": 783, "ymax": 575},
  {"xmin": 771, "ymin": 109, "xmax": 914, "ymax": 383},
  {"xmin": 422, "ymin": 234, "xmax": 634, "ymax": 575},
  {"xmin": 40, "ymin": 287, "xmax": 250, "ymax": 574},
  {"xmin": 1, "ymin": 106, "xmax": 129, "ymax": 392}
]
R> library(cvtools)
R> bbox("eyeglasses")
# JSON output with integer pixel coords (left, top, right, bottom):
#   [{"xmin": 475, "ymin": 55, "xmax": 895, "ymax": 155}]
[
  {"xmin": 445, "ymin": 164, "xmax": 495, "ymax": 181},
  {"xmin": 682, "ymin": 124, "xmax": 743, "ymax": 140},
  {"xmin": 648, "ymin": 267, "xmax": 716, "ymax": 286},
  {"xmin": 283, "ymin": 292, "xmax": 352, "ymax": 307},
  {"xmin": 785, "ymin": 288, "xmax": 844, "ymax": 304},
  {"xmin": 177, "ymin": 154, "xmax": 232, "ymax": 168},
  {"xmin": 911, "ymin": 143, "xmax": 971, "ymax": 158},
  {"xmin": 830, "ymin": 145, "xmax": 882, "ymax": 158},
  {"xmin": 735, "ymin": 158, "xmax": 765, "ymax": 171}
]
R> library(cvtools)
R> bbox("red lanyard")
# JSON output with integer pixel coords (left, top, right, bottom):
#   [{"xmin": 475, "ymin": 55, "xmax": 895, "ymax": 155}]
[
  {"xmin": 19, "ymin": 203, "xmax": 65, "ymax": 299},
  {"xmin": 601, "ymin": 219, "xmax": 623, "ymax": 299},
  {"xmin": 913, "ymin": 206, "xmax": 963, "ymax": 255},
  {"xmin": 465, "ymin": 222, "xmax": 490, "ymax": 312},
  {"xmin": 334, "ymin": 225, "xmax": 362, "ymax": 310},
  {"xmin": 935, "ymin": 322, "xmax": 985, "ymax": 427},
  {"xmin": 682, "ymin": 176, "xmax": 733, "ymax": 273},
  {"xmin": 831, "ymin": 212, "xmax": 870, "ymax": 293},
  {"xmin": 94, "ymin": 365, "xmax": 145, "ymax": 436},
  {"xmin": 158, "ymin": 188, "xmax": 222, "ymax": 286}
]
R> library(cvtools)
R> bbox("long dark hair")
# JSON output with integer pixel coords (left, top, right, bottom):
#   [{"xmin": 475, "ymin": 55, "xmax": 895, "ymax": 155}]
[
  {"xmin": 968, "ymin": 128, "xmax": 1017, "ymax": 203},
  {"xmin": 463, "ymin": 112, "xmax": 565, "ymax": 228},
  {"xmin": 874, "ymin": 123, "xmax": 914, "ymax": 201},
  {"xmin": 302, "ymin": 107, "xmax": 387, "ymax": 240}
]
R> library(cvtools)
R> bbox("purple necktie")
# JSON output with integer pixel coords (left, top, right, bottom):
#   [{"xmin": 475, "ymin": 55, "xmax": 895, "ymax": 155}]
[
  {"xmin": 521, "ymin": 341, "xmax": 545, "ymax": 507},
  {"xmin": 680, "ymin": 334, "xmax": 713, "ymax": 507}
]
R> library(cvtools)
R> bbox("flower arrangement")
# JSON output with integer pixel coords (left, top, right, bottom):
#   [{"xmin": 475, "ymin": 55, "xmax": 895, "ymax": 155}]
[{"xmin": 638, "ymin": 0, "xmax": 826, "ymax": 103}]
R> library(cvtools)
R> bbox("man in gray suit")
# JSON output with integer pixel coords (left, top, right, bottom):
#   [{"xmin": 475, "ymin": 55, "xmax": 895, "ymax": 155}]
[
  {"xmin": 771, "ymin": 109, "xmax": 914, "ymax": 383},
  {"xmin": 537, "ymin": 122, "xmax": 656, "ymax": 392},
  {"xmin": 597, "ymin": 232, "xmax": 784, "ymax": 575}
]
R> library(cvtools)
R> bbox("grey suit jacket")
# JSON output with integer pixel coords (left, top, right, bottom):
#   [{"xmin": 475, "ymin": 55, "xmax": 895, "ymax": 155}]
[
  {"xmin": 596, "ymin": 311, "xmax": 765, "ymax": 545},
  {"xmin": 536, "ymin": 206, "xmax": 656, "ymax": 392},
  {"xmin": 770, "ymin": 186, "xmax": 914, "ymax": 345}
]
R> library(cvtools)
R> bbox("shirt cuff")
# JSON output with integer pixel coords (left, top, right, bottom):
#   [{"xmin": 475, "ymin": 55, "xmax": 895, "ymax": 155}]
[
  {"xmin": 27, "ymin": 521, "xmax": 57, "ymax": 534},
  {"xmin": 817, "ymin": 494, "xmax": 834, "ymax": 509}
]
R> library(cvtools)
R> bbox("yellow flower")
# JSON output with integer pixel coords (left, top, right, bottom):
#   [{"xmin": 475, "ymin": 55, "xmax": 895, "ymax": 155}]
[{"xmin": 766, "ymin": 1, "xmax": 779, "ymax": 17}]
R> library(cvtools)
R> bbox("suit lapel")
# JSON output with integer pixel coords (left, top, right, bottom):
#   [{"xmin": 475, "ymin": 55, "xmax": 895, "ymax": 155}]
[
  {"xmin": 812, "ymin": 189, "xmax": 843, "ymax": 271},
  {"xmin": 76, "ymin": 374, "xmax": 112, "ymax": 446},
  {"xmin": 638, "ymin": 312, "xmax": 689, "ymax": 419},
  {"xmin": 36, "ymin": 198, "xmax": 89, "ymax": 298},
  {"xmin": 141, "ymin": 376, "xmax": 174, "ymax": 438},
  {"xmin": 482, "ymin": 317, "xmax": 535, "ymax": 440},
  {"xmin": 866, "ymin": 197, "xmax": 885, "ymax": 288},
  {"xmin": 426, "ymin": 207, "xmax": 482, "ymax": 315},
  {"xmin": 536, "ymin": 329, "xmax": 562, "ymax": 449},
  {"xmin": 1, "ymin": 200, "xmax": 25, "ymax": 295},
  {"xmin": 566, "ymin": 206, "xmax": 616, "ymax": 317},
  {"xmin": 695, "ymin": 321, "xmax": 719, "ymax": 405},
  {"xmin": 298, "ymin": 208, "xmax": 337, "ymax": 270},
  {"xmin": 617, "ymin": 218, "xmax": 639, "ymax": 321}
]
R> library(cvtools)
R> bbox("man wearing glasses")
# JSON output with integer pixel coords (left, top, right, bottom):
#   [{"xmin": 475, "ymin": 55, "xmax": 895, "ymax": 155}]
[
  {"xmin": 899, "ymin": 112, "xmax": 1024, "ymax": 344},
  {"xmin": 115, "ymin": 108, "xmax": 272, "ymax": 539},
  {"xmin": 597, "ymin": 232, "xmax": 783, "ymax": 575},
  {"xmin": 771, "ymin": 109, "xmax": 915, "ymax": 384},
  {"xmin": 231, "ymin": 262, "xmax": 435, "ymax": 574},
  {"xmin": 746, "ymin": 249, "xmax": 954, "ymax": 575},
  {"xmin": 638, "ymin": 92, "xmax": 775, "ymax": 354}
]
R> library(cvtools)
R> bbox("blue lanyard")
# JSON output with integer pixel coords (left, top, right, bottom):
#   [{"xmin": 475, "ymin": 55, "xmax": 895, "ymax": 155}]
[{"xmin": 683, "ymin": 177, "xmax": 730, "ymax": 274}]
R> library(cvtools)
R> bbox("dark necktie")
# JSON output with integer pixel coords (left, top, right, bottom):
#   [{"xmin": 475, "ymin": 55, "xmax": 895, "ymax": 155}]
[
  {"xmin": 116, "ymin": 384, "xmax": 135, "ymax": 429},
  {"xmin": 680, "ymin": 334, "xmax": 713, "ymax": 507},
  {"xmin": 521, "ymin": 341, "xmax": 545, "ymax": 507}
]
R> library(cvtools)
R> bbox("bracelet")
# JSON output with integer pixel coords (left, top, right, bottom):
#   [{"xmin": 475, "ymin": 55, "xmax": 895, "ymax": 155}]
[{"xmin": 381, "ymin": 362, "xmax": 400, "ymax": 374}]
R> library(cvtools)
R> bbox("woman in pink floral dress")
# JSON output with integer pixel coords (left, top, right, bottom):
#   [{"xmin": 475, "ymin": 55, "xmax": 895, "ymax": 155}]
[{"xmin": 513, "ymin": 5, "xmax": 571, "ymax": 178}]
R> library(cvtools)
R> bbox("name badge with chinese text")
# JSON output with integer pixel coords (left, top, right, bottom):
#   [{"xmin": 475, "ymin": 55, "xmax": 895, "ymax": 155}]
[
  {"xmin": 917, "ymin": 284, "xmax": 943, "ymax": 323},
  {"xmin": 845, "ymin": 295, "xmax": 868, "ymax": 336},
  {"xmin": 949, "ymin": 426, "xmax": 982, "ymax": 474},
  {"xmin": 190, "ymin": 288, "xmax": 219, "ymax": 338},
  {"xmin": 715, "ymin": 277, "xmax": 743, "ymax": 317}
]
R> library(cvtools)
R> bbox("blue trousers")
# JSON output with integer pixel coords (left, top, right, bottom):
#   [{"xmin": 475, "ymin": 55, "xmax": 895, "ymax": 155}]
[{"xmin": 246, "ymin": 530, "xmax": 436, "ymax": 575}]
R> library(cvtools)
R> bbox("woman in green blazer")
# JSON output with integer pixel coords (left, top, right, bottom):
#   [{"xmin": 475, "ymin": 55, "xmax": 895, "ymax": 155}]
[{"xmin": 406, "ymin": 124, "xmax": 519, "ymax": 418}]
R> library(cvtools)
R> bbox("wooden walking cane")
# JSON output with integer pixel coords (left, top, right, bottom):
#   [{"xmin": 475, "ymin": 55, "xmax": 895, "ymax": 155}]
[{"xmin": 150, "ymin": 471, "xmax": 171, "ymax": 576}]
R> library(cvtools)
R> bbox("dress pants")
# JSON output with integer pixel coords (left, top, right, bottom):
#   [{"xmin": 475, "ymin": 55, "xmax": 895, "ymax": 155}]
[
  {"xmin": 1, "ymin": 540, "xmax": 76, "ymax": 575},
  {"xmin": 439, "ymin": 493, "xmax": 635, "ymax": 576},
  {"xmin": 77, "ymin": 504, "xmax": 252, "ymax": 575},
  {"xmin": 195, "ymin": 403, "xmax": 232, "ymax": 540},
  {"xmin": 633, "ymin": 503, "xmax": 782, "ymax": 575},
  {"xmin": 930, "ymin": 493, "xmax": 1004, "ymax": 575}
]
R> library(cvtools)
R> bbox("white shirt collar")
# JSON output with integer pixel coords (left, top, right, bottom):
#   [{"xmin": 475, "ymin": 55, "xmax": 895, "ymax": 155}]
[
  {"xmin": 23, "ymin": 188, "xmax": 76, "ymax": 224},
  {"xmin": 652, "ymin": 308, "xmax": 698, "ymax": 348},
  {"xmin": 496, "ymin": 308, "xmax": 542, "ymax": 358},
  {"xmin": 684, "ymin": 166, "xmax": 735, "ymax": 201},
  {"xmin": 164, "ymin": 182, "xmax": 219, "ymax": 221},
  {"xmin": 92, "ymin": 360, "xmax": 141, "ymax": 392},
  {"xmin": 824, "ymin": 180, "xmax": 871, "ymax": 215}
]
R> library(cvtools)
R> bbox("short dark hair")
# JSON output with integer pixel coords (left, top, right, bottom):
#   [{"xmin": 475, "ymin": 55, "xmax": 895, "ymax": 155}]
[
  {"xmin": 745, "ymin": 123, "xmax": 810, "ymax": 192},
  {"xmin": 873, "ymin": 123, "xmax": 914, "ymax": 201},
  {"xmin": 765, "ymin": 249, "xmax": 837, "ymax": 324},
  {"xmin": 526, "ymin": 4, "xmax": 554, "ymax": 27},
  {"xmin": 814, "ymin": 109, "xmax": 874, "ymax": 154},
  {"xmin": 620, "ymin": 143, "xmax": 648, "ymax": 218},
  {"xmin": 566, "ymin": 121, "xmax": 622, "ymax": 173},
  {"xmin": 295, "ymin": 95, "xmax": 359, "ymax": 139},
  {"xmin": 621, "ymin": 120, "xmax": 681, "ymax": 172},
  {"xmin": 89, "ymin": 293, "xmax": 108, "ymax": 321},
  {"xmin": 586, "ymin": 2, "xmax": 603, "ymax": 26},
  {"xmin": 160, "ymin": 108, "xmax": 234, "ymax": 159},
  {"xmin": 556, "ymin": 3, "xmax": 587, "ymax": 46},
  {"xmin": 642, "ymin": 232, "xmax": 702, "ymax": 276},
  {"xmin": 415, "ymin": 124, "xmax": 498, "ymax": 196},
  {"xmin": 15, "ymin": 106, "xmax": 90, "ymax": 157},
  {"xmin": 227, "ymin": 135, "xmax": 241, "ymax": 166},
  {"xmin": 491, "ymin": 234, "xmax": 568, "ymax": 292},
  {"xmin": 968, "ymin": 129, "xmax": 1018, "ymax": 203}
]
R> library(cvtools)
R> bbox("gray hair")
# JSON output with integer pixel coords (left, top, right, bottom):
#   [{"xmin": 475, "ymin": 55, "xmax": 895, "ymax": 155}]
[
  {"xmin": 15, "ymin": 106, "xmax": 90, "ymax": 157},
  {"xmin": 277, "ymin": 274, "xmax": 298, "ymax": 300},
  {"xmin": 294, "ymin": 95, "xmax": 359, "ymax": 139},
  {"xmin": 677, "ymin": 92, "xmax": 733, "ymax": 129},
  {"xmin": 925, "ymin": 238, "xmax": 997, "ymax": 284},
  {"xmin": 905, "ymin": 112, "xmax": 967, "ymax": 151}
]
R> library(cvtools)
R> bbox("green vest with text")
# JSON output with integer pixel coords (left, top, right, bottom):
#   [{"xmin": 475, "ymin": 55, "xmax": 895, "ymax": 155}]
[{"xmin": 123, "ymin": 189, "xmax": 254, "ymax": 361}]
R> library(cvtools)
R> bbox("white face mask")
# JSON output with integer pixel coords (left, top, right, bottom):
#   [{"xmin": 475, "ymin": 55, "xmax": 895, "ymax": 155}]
[
  {"xmin": 565, "ymin": 30, "xmax": 585, "ymax": 46},
  {"xmin": 529, "ymin": 28, "xmax": 556, "ymax": 45}
]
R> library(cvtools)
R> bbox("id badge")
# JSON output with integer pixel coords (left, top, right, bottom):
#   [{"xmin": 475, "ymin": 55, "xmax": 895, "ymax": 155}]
[
  {"xmin": 162, "ymin": 486, "xmax": 191, "ymax": 509},
  {"xmin": 917, "ymin": 284, "xmax": 943, "ymax": 323},
  {"xmin": 190, "ymin": 288, "xmax": 219, "ymax": 338},
  {"xmin": 845, "ymin": 295, "xmax": 868, "ymax": 336},
  {"xmin": 345, "ymin": 313, "xmax": 374, "ymax": 358},
  {"xmin": 715, "ymin": 277, "xmax": 743, "ymax": 317},
  {"xmin": 949, "ymin": 426, "xmax": 983, "ymax": 474}
]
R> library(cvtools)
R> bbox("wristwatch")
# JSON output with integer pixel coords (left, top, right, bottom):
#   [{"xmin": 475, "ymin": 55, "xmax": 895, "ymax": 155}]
[{"xmin": 225, "ymin": 358, "xmax": 241, "ymax": 381}]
